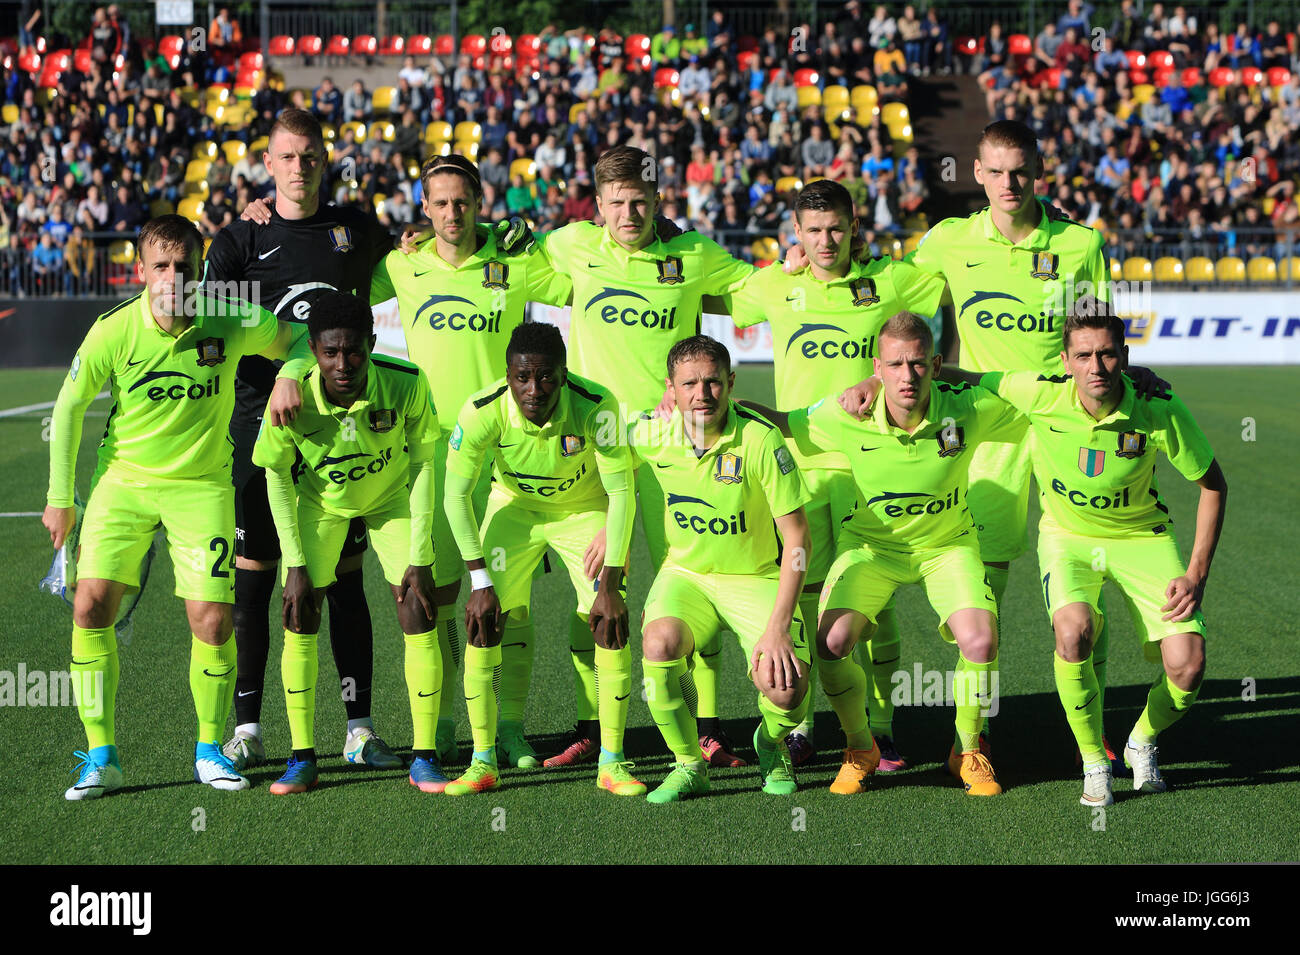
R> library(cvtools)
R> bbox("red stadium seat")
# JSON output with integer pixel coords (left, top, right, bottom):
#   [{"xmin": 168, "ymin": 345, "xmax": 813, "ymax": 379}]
[
  {"xmin": 489, "ymin": 33, "xmax": 513, "ymax": 56},
  {"xmin": 654, "ymin": 67, "xmax": 680, "ymax": 88},
  {"xmin": 159, "ymin": 35, "xmax": 185, "ymax": 60},
  {"xmin": 17, "ymin": 49, "xmax": 39, "ymax": 72},
  {"xmin": 238, "ymin": 51, "xmax": 264, "ymax": 72},
  {"xmin": 1124, "ymin": 49, "xmax": 1146, "ymax": 69},
  {"xmin": 409, "ymin": 35, "xmax": 435, "ymax": 56},
  {"xmin": 517, "ymin": 34, "xmax": 541, "ymax": 57},
  {"xmin": 325, "ymin": 35, "xmax": 350, "ymax": 57},
  {"xmin": 38, "ymin": 67, "xmax": 60, "ymax": 88},
  {"xmin": 1268, "ymin": 66, "xmax": 1292, "ymax": 86},
  {"xmin": 955, "ymin": 35, "xmax": 979, "ymax": 56},
  {"xmin": 1181, "ymin": 67, "xmax": 1202, "ymax": 87},
  {"xmin": 1241, "ymin": 66, "xmax": 1264, "ymax": 86},
  {"xmin": 1129, "ymin": 69, "xmax": 1149, "ymax": 85},
  {"xmin": 268, "ymin": 35, "xmax": 295, "ymax": 57},
  {"xmin": 74, "ymin": 48, "xmax": 91, "ymax": 73},
  {"xmin": 1154, "ymin": 68, "xmax": 1175, "ymax": 87},
  {"xmin": 353, "ymin": 35, "xmax": 378, "ymax": 56},
  {"xmin": 737, "ymin": 50, "xmax": 757, "ymax": 71},
  {"xmin": 1008, "ymin": 34, "xmax": 1032, "ymax": 56},
  {"xmin": 1209, "ymin": 66, "xmax": 1235, "ymax": 87},
  {"xmin": 472, "ymin": 54, "xmax": 487, "ymax": 71},
  {"xmin": 1147, "ymin": 50, "xmax": 1174, "ymax": 70},
  {"xmin": 46, "ymin": 49, "xmax": 71, "ymax": 71},
  {"xmin": 794, "ymin": 68, "xmax": 819, "ymax": 87},
  {"xmin": 1045, "ymin": 67, "xmax": 1062, "ymax": 89},
  {"xmin": 298, "ymin": 35, "xmax": 323, "ymax": 57},
  {"xmin": 625, "ymin": 34, "xmax": 650, "ymax": 58},
  {"xmin": 236, "ymin": 67, "xmax": 259, "ymax": 89},
  {"xmin": 461, "ymin": 34, "xmax": 487, "ymax": 57},
  {"xmin": 377, "ymin": 35, "xmax": 404, "ymax": 56}
]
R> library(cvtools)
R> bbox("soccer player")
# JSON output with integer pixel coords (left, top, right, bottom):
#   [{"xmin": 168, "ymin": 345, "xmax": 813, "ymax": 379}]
[
  {"xmin": 206, "ymin": 108, "xmax": 401, "ymax": 772},
  {"xmin": 537, "ymin": 146, "xmax": 757, "ymax": 769},
  {"xmin": 44, "ymin": 215, "xmax": 310, "ymax": 799},
  {"xmin": 253, "ymin": 291, "xmax": 445, "ymax": 794},
  {"xmin": 442, "ymin": 323, "xmax": 640, "ymax": 796},
  {"xmin": 751, "ymin": 313, "xmax": 1025, "ymax": 796},
  {"xmin": 629, "ymin": 335, "xmax": 812, "ymax": 802},
  {"xmin": 366, "ymin": 155, "xmax": 573, "ymax": 770},
  {"xmin": 920, "ymin": 299, "xmax": 1226, "ymax": 805},
  {"xmin": 716, "ymin": 178, "xmax": 946, "ymax": 767}
]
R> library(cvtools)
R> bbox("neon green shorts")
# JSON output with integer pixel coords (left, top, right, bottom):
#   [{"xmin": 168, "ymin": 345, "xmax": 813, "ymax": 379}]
[
  {"xmin": 481, "ymin": 493, "xmax": 608, "ymax": 615},
  {"xmin": 294, "ymin": 500, "xmax": 415, "ymax": 589},
  {"xmin": 635, "ymin": 460, "xmax": 667, "ymax": 572},
  {"xmin": 967, "ymin": 439, "xmax": 1033, "ymax": 563},
  {"xmin": 1037, "ymin": 523, "xmax": 1207, "ymax": 662},
  {"xmin": 433, "ymin": 435, "xmax": 492, "ymax": 586},
  {"xmin": 78, "ymin": 467, "xmax": 236, "ymax": 604},
  {"xmin": 801, "ymin": 463, "xmax": 858, "ymax": 585},
  {"xmin": 643, "ymin": 563, "xmax": 811, "ymax": 674},
  {"xmin": 820, "ymin": 538, "xmax": 997, "ymax": 642}
]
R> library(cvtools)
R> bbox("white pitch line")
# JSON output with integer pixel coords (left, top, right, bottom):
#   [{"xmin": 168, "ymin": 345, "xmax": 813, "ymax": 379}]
[
  {"xmin": 0, "ymin": 511, "xmax": 42, "ymax": 517},
  {"xmin": 0, "ymin": 391, "xmax": 110, "ymax": 418}
]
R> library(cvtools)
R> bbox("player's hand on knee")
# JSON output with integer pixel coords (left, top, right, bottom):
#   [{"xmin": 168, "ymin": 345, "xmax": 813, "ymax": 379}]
[
  {"xmin": 752, "ymin": 628, "xmax": 803, "ymax": 691},
  {"xmin": 240, "ymin": 196, "xmax": 273, "ymax": 225},
  {"xmin": 42, "ymin": 505, "xmax": 76, "ymax": 549},
  {"xmin": 839, "ymin": 376, "xmax": 881, "ymax": 419},
  {"xmin": 465, "ymin": 587, "xmax": 504, "ymax": 648},
  {"xmin": 282, "ymin": 566, "xmax": 319, "ymax": 632},
  {"xmin": 399, "ymin": 564, "xmax": 437, "ymax": 620},
  {"xmin": 1161, "ymin": 573, "xmax": 1204, "ymax": 622},
  {"xmin": 267, "ymin": 377, "xmax": 302, "ymax": 426},
  {"xmin": 583, "ymin": 529, "xmax": 607, "ymax": 580},
  {"xmin": 590, "ymin": 589, "xmax": 630, "ymax": 650},
  {"xmin": 1126, "ymin": 364, "xmax": 1171, "ymax": 398},
  {"xmin": 399, "ymin": 224, "xmax": 433, "ymax": 254}
]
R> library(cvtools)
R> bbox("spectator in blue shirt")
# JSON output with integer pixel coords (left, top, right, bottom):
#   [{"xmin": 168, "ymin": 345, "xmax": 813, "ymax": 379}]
[{"xmin": 1058, "ymin": 0, "xmax": 1093, "ymax": 37}]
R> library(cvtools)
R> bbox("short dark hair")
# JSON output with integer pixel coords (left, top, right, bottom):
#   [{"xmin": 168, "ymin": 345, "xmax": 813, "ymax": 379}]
[
  {"xmin": 268, "ymin": 108, "xmax": 326, "ymax": 154},
  {"xmin": 878, "ymin": 311, "xmax": 934, "ymax": 354},
  {"xmin": 977, "ymin": 119, "xmax": 1040, "ymax": 160},
  {"xmin": 667, "ymin": 334, "xmax": 731, "ymax": 378},
  {"xmin": 307, "ymin": 289, "xmax": 374, "ymax": 341},
  {"xmin": 137, "ymin": 214, "xmax": 202, "ymax": 259},
  {"xmin": 594, "ymin": 144, "xmax": 656, "ymax": 195},
  {"xmin": 1062, "ymin": 293, "xmax": 1125, "ymax": 351},
  {"xmin": 795, "ymin": 178, "xmax": 855, "ymax": 224},
  {"xmin": 420, "ymin": 153, "xmax": 483, "ymax": 200},
  {"xmin": 506, "ymin": 321, "xmax": 566, "ymax": 366}
]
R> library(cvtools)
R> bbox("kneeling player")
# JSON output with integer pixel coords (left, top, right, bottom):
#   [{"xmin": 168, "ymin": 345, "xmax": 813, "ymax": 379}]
[
  {"xmin": 630, "ymin": 336, "xmax": 813, "ymax": 803},
  {"xmin": 938, "ymin": 300, "xmax": 1226, "ymax": 804},
  {"xmin": 443, "ymin": 323, "xmax": 639, "ymax": 796},
  {"xmin": 253, "ymin": 291, "xmax": 446, "ymax": 794},
  {"xmin": 44, "ymin": 215, "xmax": 310, "ymax": 798},
  {"xmin": 752, "ymin": 313, "xmax": 1026, "ymax": 796}
]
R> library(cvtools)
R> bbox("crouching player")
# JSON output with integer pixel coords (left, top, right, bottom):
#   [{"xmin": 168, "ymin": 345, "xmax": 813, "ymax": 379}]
[
  {"xmin": 253, "ymin": 290, "xmax": 446, "ymax": 794},
  {"xmin": 45, "ymin": 215, "xmax": 311, "ymax": 799},
  {"xmin": 442, "ymin": 323, "xmax": 639, "ymax": 796},
  {"xmin": 931, "ymin": 300, "xmax": 1226, "ymax": 804},
  {"xmin": 630, "ymin": 336, "xmax": 813, "ymax": 803},
  {"xmin": 751, "ymin": 313, "xmax": 1026, "ymax": 796}
]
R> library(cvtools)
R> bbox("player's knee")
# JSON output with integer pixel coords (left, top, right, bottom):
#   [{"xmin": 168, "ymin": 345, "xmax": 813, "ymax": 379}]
[
  {"xmin": 433, "ymin": 582, "xmax": 460, "ymax": 608},
  {"xmin": 1166, "ymin": 639, "xmax": 1206, "ymax": 690},
  {"xmin": 959, "ymin": 626, "xmax": 997, "ymax": 663},
  {"xmin": 642, "ymin": 621, "xmax": 684, "ymax": 662},
  {"xmin": 73, "ymin": 584, "xmax": 118, "ymax": 629},
  {"xmin": 763, "ymin": 684, "xmax": 803, "ymax": 711},
  {"xmin": 396, "ymin": 598, "xmax": 435, "ymax": 635},
  {"xmin": 189, "ymin": 602, "xmax": 234, "ymax": 642},
  {"xmin": 818, "ymin": 624, "xmax": 855, "ymax": 660},
  {"xmin": 1053, "ymin": 617, "xmax": 1094, "ymax": 662}
]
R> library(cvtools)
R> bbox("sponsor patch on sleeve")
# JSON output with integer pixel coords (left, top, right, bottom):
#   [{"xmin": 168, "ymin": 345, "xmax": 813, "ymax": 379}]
[
  {"xmin": 774, "ymin": 445, "xmax": 796, "ymax": 475},
  {"xmin": 70, "ymin": 353, "xmax": 81, "ymax": 381},
  {"xmin": 449, "ymin": 423, "xmax": 463, "ymax": 450}
]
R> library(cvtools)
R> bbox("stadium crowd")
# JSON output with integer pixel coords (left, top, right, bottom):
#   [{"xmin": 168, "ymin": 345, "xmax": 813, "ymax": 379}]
[{"xmin": 2, "ymin": 2, "xmax": 1300, "ymax": 294}]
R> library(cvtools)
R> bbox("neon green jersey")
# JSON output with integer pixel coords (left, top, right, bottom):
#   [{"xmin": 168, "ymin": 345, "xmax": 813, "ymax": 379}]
[
  {"xmin": 910, "ymin": 201, "xmax": 1111, "ymax": 373},
  {"xmin": 788, "ymin": 382, "xmax": 1026, "ymax": 550},
  {"xmin": 252, "ymin": 356, "xmax": 440, "ymax": 566},
  {"xmin": 979, "ymin": 371, "xmax": 1215, "ymax": 539},
  {"xmin": 445, "ymin": 372, "xmax": 635, "ymax": 564},
  {"xmin": 725, "ymin": 257, "xmax": 946, "ymax": 410},
  {"xmin": 370, "ymin": 225, "xmax": 572, "ymax": 435},
  {"xmin": 541, "ymin": 222, "xmax": 754, "ymax": 413},
  {"xmin": 47, "ymin": 291, "xmax": 303, "ymax": 506},
  {"xmin": 628, "ymin": 402, "xmax": 810, "ymax": 577}
]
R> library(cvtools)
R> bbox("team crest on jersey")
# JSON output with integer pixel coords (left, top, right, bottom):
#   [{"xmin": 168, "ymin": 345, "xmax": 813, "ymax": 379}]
[
  {"xmin": 195, "ymin": 337, "xmax": 226, "ymax": 366},
  {"xmin": 657, "ymin": 256, "xmax": 685, "ymax": 284},
  {"xmin": 560, "ymin": 434, "xmax": 585, "ymax": 456},
  {"xmin": 714, "ymin": 452, "xmax": 743, "ymax": 484},
  {"xmin": 482, "ymin": 261, "xmax": 510, "ymax": 290},
  {"xmin": 329, "ymin": 225, "xmax": 354, "ymax": 253},
  {"xmin": 1116, "ymin": 431, "xmax": 1147, "ymax": 458},
  {"xmin": 369, "ymin": 409, "xmax": 397, "ymax": 433},
  {"xmin": 1031, "ymin": 252, "xmax": 1059, "ymax": 280},
  {"xmin": 849, "ymin": 278, "xmax": 879, "ymax": 307},
  {"xmin": 936, "ymin": 426, "xmax": 966, "ymax": 457},
  {"xmin": 1078, "ymin": 448, "xmax": 1105, "ymax": 477}
]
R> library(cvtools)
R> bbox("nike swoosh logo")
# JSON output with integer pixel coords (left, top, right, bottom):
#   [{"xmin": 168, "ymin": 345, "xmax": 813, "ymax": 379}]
[
  {"xmin": 71, "ymin": 659, "xmax": 93, "ymax": 665},
  {"xmin": 614, "ymin": 692, "xmax": 630, "ymax": 701},
  {"xmin": 465, "ymin": 695, "xmax": 480, "ymax": 701},
  {"xmin": 587, "ymin": 262, "xmax": 602, "ymax": 268},
  {"xmin": 872, "ymin": 656, "xmax": 900, "ymax": 666},
  {"xmin": 126, "ymin": 358, "xmax": 144, "ymax": 368},
  {"xmin": 414, "ymin": 270, "xmax": 432, "ymax": 277},
  {"xmin": 569, "ymin": 647, "xmax": 594, "ymax": 654},
  {"xmin": 203, "ymin": 667, "xmax": 234, "ymax": 677},
  {"xmin": 303, "ymin": 429, "xmax": 323, "ymax": 439},
  {"xmin": 785, "ymin": 294, "xmax": 799, "ymax": 301},
  {"xmin": 860, "ymin": 446, "xmax": 879, "ymax": 452},
  {"xmin": 258, "ymin": 246, "xmax": 281, "ymax": 260},
  {"xmin": 1075, "ymin": 692, "xmax": 1097, "ymax": 710},
  {"xmin": 656, "ymin": 463, "xmax": 671, "ymax": 469},
  {"xmin": 1049, "ymin": 426, "xmax": 1067, "ymax": 433},
  {"xmin": 352, "ymin": 534, "xmax": 367, "ymax": 544},
  {"xmin": 418, "ymin": 690, "xmax": 438, "ymax": 697},
  {"xmin": 502, "ymin": 642, "xmax": 528, "ymax": 649},
  {"xmin": 237, "ymin": 690, "xmax": 258, "ymax": 697},
  {"xmin": 288, "ymin": 687, "xmax": 312, "ymax": 694},
  {"xmin": 498, "ymin": 442, "xmax": 517, "ymax": 448},
  {"xmin": 826, "ymin": 687, "xmax": 852, "ymax": 697},
  {"xmin": 965, "ymin": 261, "xmax": 980, "ymax": 268}
]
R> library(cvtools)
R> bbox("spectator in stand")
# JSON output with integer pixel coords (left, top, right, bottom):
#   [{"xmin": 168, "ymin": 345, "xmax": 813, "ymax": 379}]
[
  {"xmin": 394, "ymin": 75, "xmax": 429, "ymax": 122},
  {"xmin": 897, "ymin": 162, "xmax": 928, "ymax": 216},
  {"xmin": 874, "ymin": 35, "xmax": 906, "ymax": 80},
  {"xmin": 877, "ymin": 41, "xmax": 911, "ymax": 103},
  {"xmin": 596, "ymin": 27, "xmax": 624, "ymax": 68},
  {"xmin": 1055, "ymin": 27, "xmax": 1092, "ymax": 77},
  {"xmin": 1112, "ymin": 0, "xmax": 1145, "ymax": 50},
  {"xmin": 89, "ymin": 8, "xmax": 119, "ymax": 67},
  {"xmin": 1261, "ymin": 22, "xmax": 1291, "ymax": 70},
  {"xmin": 897, "ymin": 5, "xmax": 924, "ymax": 74},
  {"xmin": 867, "ymin": 5, "xmax": 897, "ymax": 48},
  {"xmin": 382, "ymin": 190, "xmax": 415, "ymax": 227},
  {"xmin": 398, "ymin": 55, "xmax": 428, "ymax": 89},
  {"xmin": 63, "ymin": 225, "xmax": 95, "ymax": 295},
  {"xmin": 209, "ymin": 153, "xmax": 234, "ymax": 194},
  {"xmin": 343, "ymin": 80, "xmax": 370, "ymax": 124},
  {"xmin": 570, "ymin": 54, "xmax": 599, "ymax": 99},
  {"xmin": 706, "ymin": 10, "xmax": 733, "ymax": 49},
  {"xmin": 32, "ymin": 232, "xmax": 63, "ymax": 295},
  {"xmin": 740, "ymin": 124, "xmax": 774, "ymax": 168},
  {"xmin": 76, "ymin": 184, "xmax": 109, "ymax": 232},
  {"xmin": 1035, "ymin": 22, "xmax": 1063, "ymax": 71},
  {"xmin": 199, "ymin": 187, "xmax": 234, "ymax": 236},
  {"xmin": 535, "ymin": 132, "xmax": 567, "ymax": 178},
  {"xmin": 801, "ymin": 123, "xmax": 835, "ymax": 177},
  {"xmin": 1145, "ymin": 3, "xmax": 1170, "ymax": 51},
  {"xmin": 923, "ymin": 8, "xmax": 952, "ymax": 75},
  {"xmin": 481, "ymin": 105, "xmax": 509, "ymax": 153},
  {"xmin": 652, "ymin": 25, "xmax": 681, "ymax": 65},
  {"xmin": 681, "ymin": 23, "xmax": 708, "ymax": 60},
  {"xmin": 41, "ymin": 204, "xmax": 72, "ymax": 247},
  {"xmin": 1098, "ymin": 143, "xmax": 1132, "ymax": 188},
  {"xmin": 313, "ymin": 77, "xmax": 342, "ymax": 122},
  {"xmin": 505, "ymin": 173, "xmax": 536, "ymax": 215},
  {"xmin": 455, "ymin": 73, "xmax": 483, "ymax": 123},
  {"xmin": 391, "ymin": 109, "xmax": 422, "ymax": 159},
  {"xmin": 1095, "ymin": 35, "xmax": 1128, "ymax": 78},
  {"xmin": 1161, "ymin": 72, "xmax": 1194, "ymax": 115},
  {"xmin": 980, "ymin": 21, "xmax": 1008, "ymax": 74},
  {"xmin": 1058, "ymin": 0, "xmax": 1093, "ymax": 36},
  {"xmin": 209, "ymin": 7, "xmax": 243, "ymax": 51}
]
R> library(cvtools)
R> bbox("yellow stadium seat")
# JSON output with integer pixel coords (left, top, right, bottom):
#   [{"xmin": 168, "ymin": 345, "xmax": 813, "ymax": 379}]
[
  {"xmin": 372, "ymin": 86, "xmax": 397, "ymax": 114},
  {"xmin": 881, "ymin": 102, "xmax": 910, "ymax": 127},
  {"xmin": 425, "ymin": 120, "xmax": 453, "ymax": 143},
  {"xmin": 1246, "ymin": 256, "xmax": 1277, "ymax": 282},
  {"xmin": 850, "ymin": 84, "xmax": 878, "ymax": 110},
  {"xmin": 1121, "ymin": 257, "xmax": 1152, "ymax": 282},
  {"xmin": 1133, "ymin": 83, "xmax": 1156, "ymax": 104},
  {"xmin": 148, "ymin": 199, "xmax": 174, "ymax": 218},
  {"xmin": 569, "ymin": 102, "xmax": 586, "ymax": 123},
  {"xmin": 192, "ymin": 141, "xmax": 218, "ymax": 161},
  {"xmin": 454, "ymin": 140, "xmax": 480, "ymax": 160},
  {"xmin": 373, "ymin": 122, "xmax": 396, "ymax": 142},
  {"xmin": 797, "ymin": 86, "xmax": 822, "ymax": 108},
  {"xmin": 1109, "ymin": 258, "xmax": 1123, "ymax": 281},
  {"xmin": 222, "ymin": 140, "xmax": 247, "ymax": 164},
  {"xmin": 372, "ymin": 193, "xmax": 387, "ymax": 217},
  {"xmin": 249, "ymin": 136, "xmax": 269, "ymax": 155},
  {"xmin": 179, "ymin": 88, "xmax": 201, "ymax": 109},
  {"xmin": 108, "ymin": 240, "xmax": 135, "ymax": 265},
  {"xmin": 1184, "ymin": 257, "xmax": 1215, "ymax": 282},
  {"xmin": 185, "ymin": 159, "xmax": 211, "ymax": 182},
  {"xmin": 153, "ymin": 104, "xmax": 164, "ymax": 125},
  {"xmin": 1262, "ymin": 196, "xmax": 1276, "ymax": 216},
  {"xmin": 177, "ymin": 196, "xmax": 204, "ymax": 222},
  {"xmin": 1, "ymin": 103, "xmax": 16, "ymax": 124},
  {"xmin": 822, "ymin": 86, "xmax": 850, "ymax": 111},
  {"xmin": 511, "ymin": 158, "xmax": 538, "ymax": 182},
  {"xmin": 340, "ymin": 121, "xmax": 367, "ymax": 143},
  {"xmin": 454, "ymin": 121, "xmax": 482, "ymax": 144},
  {"xmin": 320, "ymin": 123, "xmax": 337, "ymax": 142},
  {"xmin": 775, "ymin": 176, "xmax": 803, "ymax": 194},
  {"xmin": 884, "ymin": 238, "xmax": 904, "ymax": 260},
  {"xmin": 1153, "ymin": 256, "xmax": 1184, "ymax": 282},
  {"xmin": 750, "ymin": 237, "xmax": 780, "ymax": 262},
  {"xmin": 1215, "ymin": 256, "xmax": 1246, "ymax": 282},
  {"xmin": 423, "ymin": 140, "xmax": 453, "ymax": 157},
  {"xmin": 1279, "ymin": 256, "xmax": 1300, "ymax": 280},
  {"xmin": 903, "ymin": 233, "xmax": 923, "ymax": 256},
  {"xmin": 204, "ymin": 86, "xmax": 230, "ymax": 105}
]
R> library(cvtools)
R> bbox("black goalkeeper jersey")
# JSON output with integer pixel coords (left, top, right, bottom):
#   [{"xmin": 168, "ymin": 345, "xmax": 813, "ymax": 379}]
[{"xmin": 204, "ymin": 203, "xmax": 392, "ymax": 423}]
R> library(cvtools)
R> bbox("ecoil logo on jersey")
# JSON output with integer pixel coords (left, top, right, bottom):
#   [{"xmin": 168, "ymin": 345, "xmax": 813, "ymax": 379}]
[
  {"xmin": 667, "ymin": 493, "xmax": 748, "ymax": 535},
  {"xmin": 316, "ymin": 448, "xmax": 394, "ymax": 485},
  {"xmin": 1050, "ymin": 478, "xmax": 1131, "ymax": 510},
  {"xmin": 785, "ymin": 323, "xmax": 875, "ymax": 361},
  {"xmin": 504, "ymin": 461, "xmax": 588, "ymax": 497},
  {"xmin": 867, "ymin": 488, "xmax": 962, "ymax": 518},
  {"xmin": 50, "ymin": 885, "xmax": 152, "ymax": 935},
  {"xmin": 960, "ymin": 290, "xmax": 1058, "ymax": 334},
  {"xmin": 415, "ymin": 294, "xmax": 503, "ymax": 333},
  {"xmin": 586, "ymin": 288, "xmax": 678, "ymax": 330},
  {"xmin": 128, "ymin": 370, "xmax": 221, "ymax": 402}
]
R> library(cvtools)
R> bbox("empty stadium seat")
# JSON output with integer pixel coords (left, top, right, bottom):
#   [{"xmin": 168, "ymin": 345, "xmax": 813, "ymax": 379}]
[
  {"xmin": 517, "ymin": 34, "xmax": 541, "ymax": 58},
  {"xmin": 1153, "ymin": 257, "xmax": 1184, "ymax": 282},
  {"xmin": 340, "ymin": 121, "xmax": 367, "ymax": 143},
  {"xmin": 1109, "ymin": 258, "xmax": 1123, "ymax": 281},
  {"xmin": 249, "ymin": 136, "xmax": 269, "ymax": 155},
  {"xmin": 378, "ymin": 36, "xmax": 405, "ymax": 56},
  {"xmin": 793, "ymin": 68, "xmax": 820, "ymax": 87},
  {"xmin": 424, "ymin": 120, "xmax": 453, "ymax": 143},
  {"xmin": 454, "ymin": 141, "xmax": 480, "ymax": 160},
  {"xmin": 881, "ymin": 102, "xmax": 910, "ymax": 126},
  {"xmin": 268, "ymin": 35, "xmax": 295, "ymax": 57},
  {"xmin": 1268, "ymin": 66, "xmax": 1292, "ymax": 87},
  {"xmin": 797, "ymin": 86, "xmax": 822, "ymax": 108},
  {"xmin": 353, "ymin": 35, "xmax": 378, "ymax": 57},
  {"xmin": 159, "ymin": 36, "xmax": 184, "ymax": 61},
  {"xmin": 1208, "ymin": 66, "xmax": 1235, "ymax": 87},
  {"xmin": 1147, "ymin": 50, "xmax": 1174, "ymax": 70},
  {"xmin": 461, "ymin": 34, "xmax": 487, "ymax": 56},
  {"xmin": 1240, "ymin": 67, "xmax": 1264, "ymax": 86},
  {"xmin": 737, "ymin": 50, "xmax": 758, "ymax": 72},
  {"xmin": 18, "ymin": 48, "xmax": 40, "ymax": 72},
  {"xmin": 1154, "ymin": 69, "xmax": 1175, "ymax": 88},
  {"xmin": 1, "ymin": 103, "xmax": 16, "ymax": 124},
  {"xmin": 454, "ymin": 121, "xmax": 482, "ymax": 143},
  {"xmin": 1132, "ymin": 83, "xmax": 1156, "ymax": 104},
  {"xmin": 903, "ymin": 233, "xmax": 923, "ymax": 256},
  {"xmin": 1008, "ymin": 34, "xmax": 1032, "ymax": 56},
  {"xmin": 177, "ymin": 197, "xmax": 204, "ymax": 221},
  {"xmin": 373, "ymin": 122, "xmax": 396, "ymax": 142},
  {"xmin": 185, "ymin": 159, "xmax": 211, "ymax": 182},
  {"xmin": 221, "ymin": 140, "xmax": 246, "ymax": 163},
  {"xmin": 1247, "ymin": 257, "xmax": 1278, "ymax": 282},
  {"xmin": 1125, "ymin": 49, "xmax": 1146, "ymax": 69},
  {"xmin": 823, "ymin": 86, "xmax": 850, "ymax": 111},
  {"xmin": 1279, "ymin": 257, "xmax": 1300, "ymax": 281},
  {"xmin": 108, "ymin": 240, "xmax": 135, "ymax": 265},
  {"xmin": 1215, "ymin": 256, "xmax": 1246, "ymax": 281},
  {"xmin": 750, "ymin": 237, "xmax": 780, "ymax": 263},
  {"xmin": 654, "ymin": 67, "xmax": 679, "ymax": 87},
  {"xmin": 192, "ymin": 141, "xmax": 217, "ymax": 160},
  {"xmin": 325, "ymin": 35, "xmax": 350, "ymax": 58},
  {"xmin": 850, "ymin": 84, "xmax": 878, "ymax": 113},
  {"xmin": 239, "ymin": 51, "xmax": 264, "ymax": 72},
  {"xmin": 372, "ymin": 86, "xmax": 396, "ymax": 113},
  {"xmin": 1184, "ymin": 257, "xmax": 1215, "ymax": 282},
  {"xmin": 298, "ymin": 36, "xmax": 323, "ymax": 57},
  {"xmin": 511, "ymin": 158, "xmax": 538, "ymax": 182},
  {"xmin": 775, "ymin": 176, "xmax": 803, "ymax": 193},
  {"xmin": 74, "ymin": 48, "xmax": 92, "ymax": 73},
  {"xmin": 408, "ymin": 35, "xmax": 434, "ymax": 56},
  {"xmin": 1181, "ymin": 67, "xmax": 1201, "ymax": 87}
]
